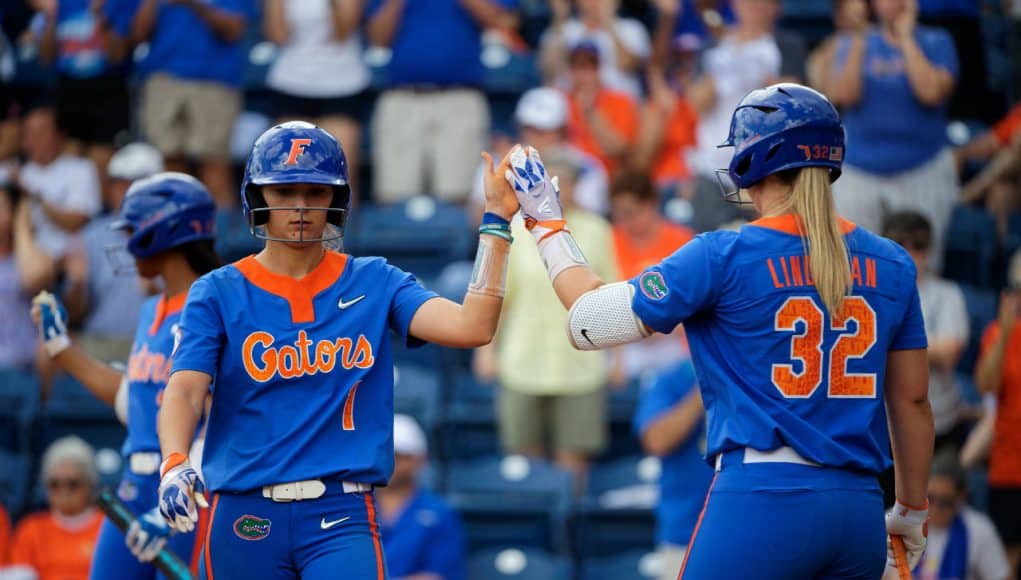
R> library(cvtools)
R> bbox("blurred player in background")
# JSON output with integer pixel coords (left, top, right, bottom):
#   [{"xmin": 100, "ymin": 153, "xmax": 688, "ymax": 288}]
[
  {"xmin": 157, "ymin": 121, "xmax": 519, "ymax": 579},
  {"xmin": 506, "ymin": 83, "xmax": 933, "ymax": 579},
  {"xmin": 32, "ymin": 172, "xmax": 221, "ymax": 579}
]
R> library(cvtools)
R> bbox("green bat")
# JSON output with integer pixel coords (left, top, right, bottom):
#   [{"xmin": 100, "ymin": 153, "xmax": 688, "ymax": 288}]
[{"xmin": 97, "ymin": 488, "xmax": 195, "ymax": 580}]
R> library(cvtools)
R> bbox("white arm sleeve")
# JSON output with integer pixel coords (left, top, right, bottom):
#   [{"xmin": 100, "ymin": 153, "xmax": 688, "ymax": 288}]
[
  {"xmin": 567, "ymin": 282, "xmax": 652, "ymax": 350},
  {"xmin": 114, "ymin": 375, "xmax": 129, "ymax": 426}
]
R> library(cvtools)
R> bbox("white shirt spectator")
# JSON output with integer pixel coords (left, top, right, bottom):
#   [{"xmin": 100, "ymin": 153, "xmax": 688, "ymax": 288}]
[
  {"xmin": 687, "ymin": 35, "xmax": 781, "ymax": 177},
  {"xmin": 552, "ymin": 18, "xmax": 651, "ymax": 98},
  {"xmin": 918, "ymin": 506, "xmax": 1012, "ymax": 580},
  {"xmin": 19, "ymin": 154, "xmax": 101, "ymax": 259},
  {"xmin": 266, "ymin": 0, "xmax": 370, "ymax": 97},
  {"xmin": 918, "ymin": 276, "xmax": 969, "ymax": 435}
]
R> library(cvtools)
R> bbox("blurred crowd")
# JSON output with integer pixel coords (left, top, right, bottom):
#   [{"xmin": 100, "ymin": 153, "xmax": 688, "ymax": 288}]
[{"xmin": 0, "ymin": 0, "xmax": 1020, "ymax": 578}]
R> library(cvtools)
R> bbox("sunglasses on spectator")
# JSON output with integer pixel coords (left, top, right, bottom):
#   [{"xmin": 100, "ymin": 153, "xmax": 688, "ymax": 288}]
[
  {"xmin": 927, "ymin": 494, "xmax": 957, "ymax": 509},
  {"xmin": 46, "ymin": 478, "xmax": 85, "ymax": 491}
]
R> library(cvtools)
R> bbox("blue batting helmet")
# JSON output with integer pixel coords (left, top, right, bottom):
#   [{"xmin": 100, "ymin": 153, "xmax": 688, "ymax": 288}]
[
  {"xmin": 719, "ymin": 83, "xmax": 845, "ymax": 191},
  {"xmin": 241, "ymin": 121, "xmax": 351, "ymax": 234},
  {"xmin": 109, "ymin": 172, "xmax": 216, "ymax": 259}
]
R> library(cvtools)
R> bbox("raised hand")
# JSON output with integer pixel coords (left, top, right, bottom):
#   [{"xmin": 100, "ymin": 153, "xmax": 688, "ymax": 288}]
[
  {"xmin": 480, "ymin": 148, "xmax": 520, "ymax": 221},
  {"xmin": 504, "ymin": 145, "xmax": 564, "ymax": 239},
  {"xmin": 31, "ymin": 291, "xmax": 70, "ymax": 357}
]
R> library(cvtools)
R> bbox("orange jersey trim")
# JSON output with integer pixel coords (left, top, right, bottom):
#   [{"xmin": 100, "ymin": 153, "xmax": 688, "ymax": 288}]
[
  {"xmin": 748, "ymin": 214, "xmax": 856, "ymax": 236},
  {"xmin": 364, "ymin": 494, "xmax": 386, "ymax": 580},
  {"xmin": 204, "ymin": 494, "xmax": 220, "ymax": 580},
  {"xmin": 678, "ymin": 472, "xmax": 718, "ymax": 579},
  {"xmin": 233, "ymin": 251, "xmax": 349, "ymax": 324},
  {"xmin": 148, "ymin": 292, "xmax": 188, "ymax": 336}
]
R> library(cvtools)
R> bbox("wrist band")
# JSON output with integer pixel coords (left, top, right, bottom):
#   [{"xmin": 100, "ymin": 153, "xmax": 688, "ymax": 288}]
[
  {"xmin": 160, "ymin": 452, "xmax": 188, "ymax": 478},
  {"xmin": 479, "ymin": 229, "xmax": 513, "ymax": 243},
  {"xmin": 482, "ymin": 212, "xmax": 511, "ymax": 227},
  {"xmin": 468, "ymin": 233, "xmax": 511, "ymax": 298},
  {"xmin": 537, "ymin": 230, "xmax": 588, "ymax": 282}
]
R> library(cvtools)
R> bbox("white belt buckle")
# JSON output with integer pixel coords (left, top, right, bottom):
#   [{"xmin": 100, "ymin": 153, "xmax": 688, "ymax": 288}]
[{"xmin": 129, "ymin": 452, "xmax": 161, "ymax": 475}]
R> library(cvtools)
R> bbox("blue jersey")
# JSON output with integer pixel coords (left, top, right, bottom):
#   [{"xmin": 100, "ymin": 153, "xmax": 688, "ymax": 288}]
[
  {"xmin": 122, "ymin": 293, "xmax": 184, "ymax": 456},
  {"xmin": 633, "ymin": 360, "xmax": 714, "ymax": 546},
  {"xmin": 171, "ymin": 252, "xmax": 438, "ymax": 492},
  {"xmin": 380, "ymin": 489, "xmax": 466, "ymax": 580},
  {"xmin": 629, "ymin": 215, "xmax": 927, "ymax": 475}
]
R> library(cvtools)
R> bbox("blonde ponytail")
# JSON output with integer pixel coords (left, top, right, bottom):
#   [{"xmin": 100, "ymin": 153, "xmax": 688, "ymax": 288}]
[{"xmin": 782, "ymin": 167, "xmax": 852, "ymax": 317}]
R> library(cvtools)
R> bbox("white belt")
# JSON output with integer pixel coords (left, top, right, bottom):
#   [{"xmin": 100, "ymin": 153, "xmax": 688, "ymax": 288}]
[
  {"xmin": 261, "ymin": 480, "xmax": 372, "ymax": 502},
  {"xmin": 714, "ymin": 446, "xmax": 820, "ymax": 471},
  {"xmin": 129, "ymin": 452, "xmax": 161, "ymax": 475}
]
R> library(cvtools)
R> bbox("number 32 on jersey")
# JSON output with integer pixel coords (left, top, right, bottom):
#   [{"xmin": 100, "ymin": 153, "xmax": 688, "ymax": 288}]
[{"xmin": 772, "ymin": 296, "xmax": 877, "ymax": 399}]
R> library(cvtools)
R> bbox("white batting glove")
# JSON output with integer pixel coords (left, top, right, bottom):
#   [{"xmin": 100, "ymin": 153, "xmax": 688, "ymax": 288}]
[
  {"xmin": 504, "ymin": 145, "xmax": 564, "ymax": 242},
  {"xmin": 32, "ymin": 291, "xmax": 70, "ymax": 356},
  {"xmin": 158, "ymin": 454, "xmax": 208, "ymax": 533},
  {"xmin": 126, "ymin": 507, "xmax": 172, "ymax": 562},
  {"xmin": 885, "ymin": 500, "xmax": 928, "ymax": 571}
]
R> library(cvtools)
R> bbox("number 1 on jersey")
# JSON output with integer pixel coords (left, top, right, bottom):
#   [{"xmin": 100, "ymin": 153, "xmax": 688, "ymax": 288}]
[{"xmin": 772, "ymin": 296, "xmax": 877, "ymax": 399}]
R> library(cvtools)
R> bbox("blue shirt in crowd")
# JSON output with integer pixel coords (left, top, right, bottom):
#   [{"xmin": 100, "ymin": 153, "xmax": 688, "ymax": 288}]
[
  {"xmin": 633, "ymin": 360, "xmax": 714, "ymax": 546},
  {"xmin": 53, "ymin": 0, "xmax": 138, "ymax": 78},
  {"xmin": 835, "ymin": 26, "xmax": 958, "ymax": 175},
  {"xmin": 141, "ymin": 0, "xmax": 250, "ymax": 87},
  {"xmin": 380, "ymin": 489, "xmax": 466, "ymax": 580},
  {"xmin": 367, "ymin": 0, "xmax": 518, "ymax": 88}
]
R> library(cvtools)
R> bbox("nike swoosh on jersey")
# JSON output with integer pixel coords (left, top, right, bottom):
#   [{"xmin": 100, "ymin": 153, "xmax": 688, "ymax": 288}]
[
  {"xmin": 337, "ymin": 295, "xmax": 366, "ymax": 310},
  {"xmin": 320, "ymin": 516, "xmax": 351, "ymax": 530}
]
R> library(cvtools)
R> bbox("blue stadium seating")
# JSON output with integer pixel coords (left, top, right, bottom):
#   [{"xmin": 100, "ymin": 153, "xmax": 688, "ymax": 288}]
[
  {"xmin": 446, "ymin": 455, "xmax": 573, "ymax": 552},
  {"xmin": 468, "ymin": 547, "xmax": 573, "ymax": 580},
  {"xmin": 438, "ymin": 373, "xmax": 501, "ymax": 461},
  {"xmin": 956, "ymin": 284, "xmax": 998, "ymax": 376},
  {"xmin": 393, "ymin": 363, "xmax": 443, "ymax": 433},
  {"xmin": 0, "ymin": 368, "xmax": 40, "ymax": 453},
  {"xmin": 0, "ymin": 450, "xmax": 31, "ymax": 519},
  {"xmin": 38, "ymin": 374, "xmax": 125, "ymax": 458},
  {"xmin": 581, "ymin": 549, "xmax": 665, "ymax": 580},
  {"xmin": 215, "ymin": 209, "xmax": 263, "ymax": 263},
  {"xmin": 575, "ymin": 456, "xmax": 657, "ymax": 557},
  {"xmin": 943, "ymin": 205, "xmax": 998, "ymax": 289}
]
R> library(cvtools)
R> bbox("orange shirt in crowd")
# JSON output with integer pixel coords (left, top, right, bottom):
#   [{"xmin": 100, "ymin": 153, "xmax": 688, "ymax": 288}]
[
  {"xmin": 0, "ymin": 503, "xmax": 10, "ymax": 566},
  {"xmin": 612, "ymin": 221, "xmax": 695, "ymax": 280},
  {"xmin": 567, "ymin": 89, "xmax": 639, "ymax": 176},
  {"xmin": 651, "ymin": 99, "xmax": 698, "ymax": 186},
  {"xmin": 8, "ymin": 509, "xmax": 103, "ymax": 580},
  {"xmin": 993, "ymin": 102, "xmax": 1021, "ymax": 146},
  {"xmin": 980, "ymin": 322, "xmax": 1021, "ymax": 488}
]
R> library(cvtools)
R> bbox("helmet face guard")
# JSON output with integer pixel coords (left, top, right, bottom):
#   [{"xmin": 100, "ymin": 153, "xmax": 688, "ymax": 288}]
[{"xmin": 716, "ymin": 83, "xmax": 845, "ymax": 203}]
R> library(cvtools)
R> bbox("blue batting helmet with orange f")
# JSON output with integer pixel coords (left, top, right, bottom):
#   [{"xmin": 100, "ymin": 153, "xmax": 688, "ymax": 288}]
[{"xmin": 241, "ymin": 121, "xmax": 351, "ymax": 242}]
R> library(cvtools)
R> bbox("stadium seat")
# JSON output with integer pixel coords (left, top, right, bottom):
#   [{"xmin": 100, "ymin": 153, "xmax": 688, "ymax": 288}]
[
  {"xmin": 438, "ymin": 373, "xmax": 502, "ymax": 461},
  {"xmin": 956, "ymin": 284, "xmax": 998, "ymax": 376},
  {"xmin": 0, "ymin": 450, "xmax": 31, "ymax": 519},
  {"xmin": 469, "ymin": 547, "xmax": 572, "ymax": 580},
  {"xmin": 943, "ymin": 204, "xmax": 998, "ymax": 289},
  {"xmin": 446, "ymin": 455, "xmax": 573, "ymax": 552},
  {"xmin": 393, "ymin": 364, "xmax": 443, "ymax": 432},
  {"xmin": 580, "ymin": 549, "xmax": 666, "ymax": 580},
  {"xmin": 575, "ymin": 456, "xmax": 658, "ymax": 557},
  {"xmin": 215, "ymin": 210, "xmax": 263, "ymax": 263},
  {"xmin": 0, "ymin": 368, "xmax": 40, "ymax": 453},
  {"xmin": 38, "ymin": 374, "xmax": 125, "ymax": 460}
]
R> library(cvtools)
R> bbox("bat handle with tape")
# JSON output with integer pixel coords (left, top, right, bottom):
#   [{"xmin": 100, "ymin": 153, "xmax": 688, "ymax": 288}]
[
  {"xmin": 891, "ymin": 535, "xmax": 912, "ymax": 580},
  {"xmin": 98, "ymin": 488, "xmax": 195, "ymax": 580}
]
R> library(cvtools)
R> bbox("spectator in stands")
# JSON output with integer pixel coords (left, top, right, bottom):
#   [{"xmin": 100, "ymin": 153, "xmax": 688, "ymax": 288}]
[
  {"xmin": 0, "ymin": 181, "xmax": 54, "ymax": 372},
  {"xmin": 5, "ymin": 436, "xmax": 103, "ymax": 580},
  {"xmin": 132, "ymin": 0, "xmax": 249, "ymax": 207},
  {"xmin": 650, "ymin": 0, "xmax": 733, "ymax": 69},
  {"xmin": 564, "ymin": 40, "xmax": 639, "ymax": 178},
  {"xmin": 15, "ymin": 105, "xmax": 101, "ymax": 261},
  {"xmin": 634, "ymin": 360, "xmax": 714, "ymax": 580},
  {"xmin": 807, "ymin": 0, "xmax": 868, "ymax": 91},
  {"xmin": 367, "ymin": 0, "xmax": 518, "ymax": 204},
  {"xmin": 915, "ymin": 451, "xmax": 1012, "ymax": 580},
  {"xmin": 632, "ymin": 37, "xmax": 699, "ymax": 194},
  {"xmin": 263, "ymin": 0, "xmax": 370, "ymax": 197},
  {"xmin": 62, "ymin": 143, "xmax": 163, "ymax": 364},
  {"xmin": 378, "ymin": 414, "xmax": 465, "ymax": 580},
  {"xmin": 955, "ymin": 102, "xmax": 1021, "ymax": 205},
  {"xmin": 883, "ymin": 212, "xmax": 970, "ymax": 454},
  {"xmin": 684, "ymin": 0, "xmax": 799, "ymax": 232},
  {"xmin": 474, "ymin": 149, "xmax": 617, "ymax": 485},
  {"xmin": 610, "ymin": 170, "xmax": 693, "ymax": 377},
  {"xmin": 917, "ymin": 0, "xmax": 994, "ymax": 123},
  {"xmin": 540, "ymin": 0, "xmax": 652, "ymax": 98},
  {"xmin": 34, "ymin": 0, "xmax": 136, "ymax": 182},
  {"xmin": 976, "ymin": 249, "xmax": 1021, "ymax": 575},
  {"xmin": 472, "ymin": 87, "xmax": 609, "ymax": 216},
  {"xmin": 826, "ymin": 0, "xmax": 958, "ymax": 265}
]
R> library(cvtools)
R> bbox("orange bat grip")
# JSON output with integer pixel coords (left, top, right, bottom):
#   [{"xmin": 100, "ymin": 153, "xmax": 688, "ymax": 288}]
[{"xmin": 891, "ymin": 535, "xmax": 911, "ymax": 580}]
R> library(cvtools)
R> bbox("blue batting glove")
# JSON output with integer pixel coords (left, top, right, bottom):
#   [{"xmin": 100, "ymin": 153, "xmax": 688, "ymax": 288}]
[
  {"xmin": 126, "ymin": 507, "xmax": 172, "ymax": 562},
  {"xmin": 158, "ymin": 455, "xmax": 208, "ymax": 533},
  {"xmin": 32, "ymin": 291, "xmax": 70, "ymax": 356},
  {"xmin": 503, "ymin": 145, "xmax": 564, "ymax": 240}
]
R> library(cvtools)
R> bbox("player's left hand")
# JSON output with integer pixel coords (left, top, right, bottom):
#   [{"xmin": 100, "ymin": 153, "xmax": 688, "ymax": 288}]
[
  {"xmin": 504, "ymin": 145, "xmax": 565, "ymax": 241},
  {"xmin": 126, "ymin": 507, "xmax": 172, "ymax": 562},
  {"xmin": 480, "ymin": 148, "xmax": 519, "ymax": 221},
  {"xmin": 158, "ymin": 456, "xmax": 208, "ymax": 533},
  {"xmin": 885, "ymin": 500, "xmax": 928, "ymax": 570},
  {"xmin": 31, "ymin": 291, "xmax": 70, "ymax": 357}
]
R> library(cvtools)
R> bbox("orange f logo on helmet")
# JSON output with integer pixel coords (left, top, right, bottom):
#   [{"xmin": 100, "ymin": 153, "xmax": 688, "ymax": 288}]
[{"xmin": 285, "ymin": 138, "xmax": 312, "ymax": 165}]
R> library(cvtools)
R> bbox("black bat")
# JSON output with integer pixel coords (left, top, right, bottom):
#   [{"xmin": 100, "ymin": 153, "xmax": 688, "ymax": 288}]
[{"xmin": 97, "ymin": 488, "xmax": 195, "ymax": 580}]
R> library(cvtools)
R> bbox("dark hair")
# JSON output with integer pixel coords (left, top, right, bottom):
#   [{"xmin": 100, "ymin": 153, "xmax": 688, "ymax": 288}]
[
  {"xmin": 610, "ymin": 170, "xmax": 657, "ymax": 204},
  {"xmin": 178, "ymin": 240, "xmax": 223, "ymax": 276},
  {"xmin": 882, "ymin": 211, "xmax": 932, "ymax": 250},
  {"xmin": 930, "ymin": 449, "xmax": 966, "ymax": 492}
]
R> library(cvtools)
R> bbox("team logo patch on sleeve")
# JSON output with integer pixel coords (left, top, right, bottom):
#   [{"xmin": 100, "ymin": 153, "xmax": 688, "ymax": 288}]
[
  {"xmin": 639, "ymin": 272, "xmax": 669, "ymax": 300},
  {"xmin": 234, "ymin": 515, "xmax": 272, "ymax": 541}
]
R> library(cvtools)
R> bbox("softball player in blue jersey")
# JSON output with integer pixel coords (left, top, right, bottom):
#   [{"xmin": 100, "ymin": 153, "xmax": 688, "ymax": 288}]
[
  {"xmin": 506, "ymin": 84, "xmax": 935, "ymax": 579},
  {"xmin": 156, "ymin": 121, "xmax": 520, "ymax": 580},
  {"xmin": 32, "ymin": 172, "xmax": 221, "ymax": 579}
]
